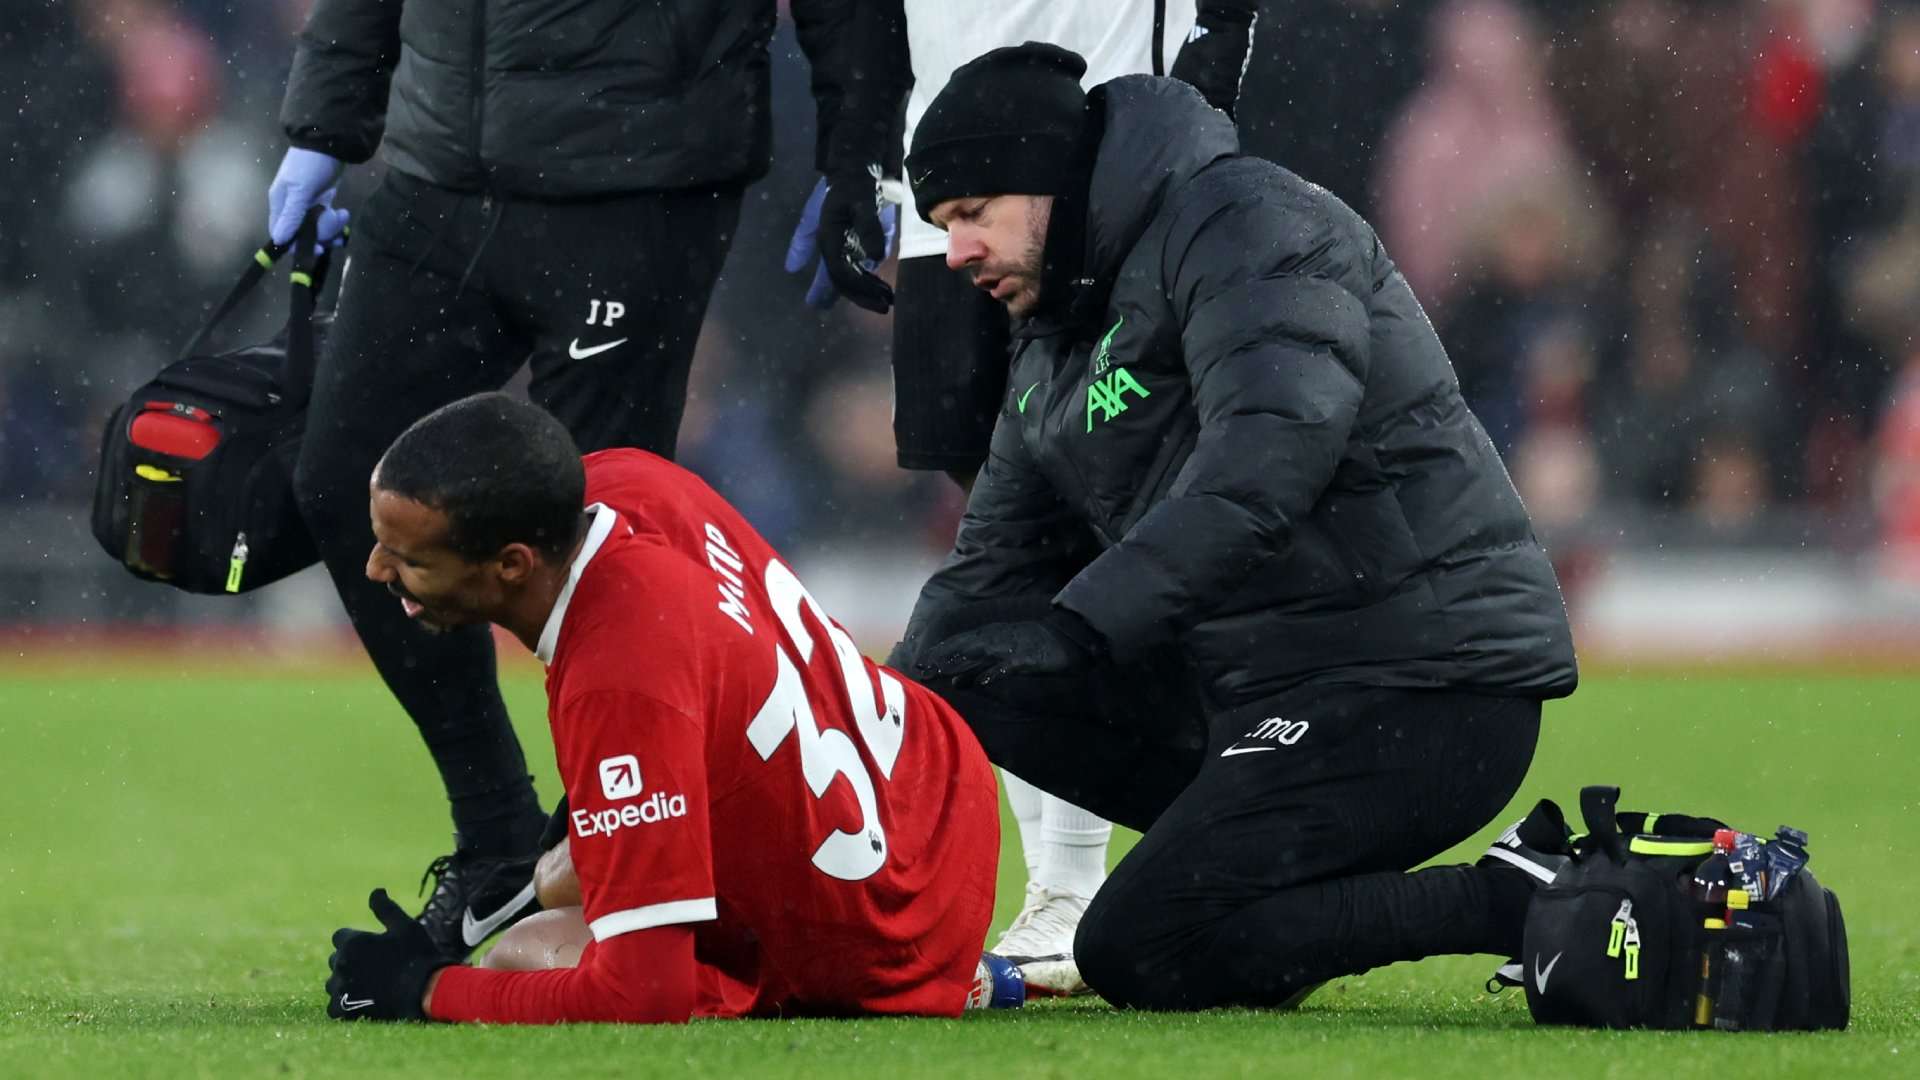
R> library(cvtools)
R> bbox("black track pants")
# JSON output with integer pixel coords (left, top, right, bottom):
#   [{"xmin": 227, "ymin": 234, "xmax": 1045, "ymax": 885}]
[
  {"xmin": 917, "ymin": 604, "xmax": 1541, "ymax": 1010},
  {"xmin": 293, "ymin": 171, "xmax": 739, "ymax": 846}
]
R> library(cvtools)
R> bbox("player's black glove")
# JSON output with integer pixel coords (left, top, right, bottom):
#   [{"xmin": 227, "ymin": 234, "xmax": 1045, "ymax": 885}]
[
  {"xmin": 325, "ymin": 888, "xmax": 448, "ymax": 1022},
  {"xmin": 1170, "ymin": 0, "xmax": 1259, "ymax": 118},
  {"xmin": 917, "ymin": 609, "xmax": 1107, "ymax": 686}
]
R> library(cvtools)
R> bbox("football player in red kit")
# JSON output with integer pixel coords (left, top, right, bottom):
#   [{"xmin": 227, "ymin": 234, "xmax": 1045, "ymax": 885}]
[{"xmin": 325, "ymin": 392, "xmax": 1003, "ymax": 1023}]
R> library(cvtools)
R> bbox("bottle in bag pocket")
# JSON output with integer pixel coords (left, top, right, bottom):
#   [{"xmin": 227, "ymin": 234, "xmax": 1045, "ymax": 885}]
[
  {"xmin": 1688, "ymin": 851, "xmax": 1735, "ymax": 907},
  {"xmin": 1710, "ymin": 935, "xmax": 1762, "ymax": 1030},
  {"xmin": 1715, "ymin": 829, "xmax": 1771, "ymax": 903}
]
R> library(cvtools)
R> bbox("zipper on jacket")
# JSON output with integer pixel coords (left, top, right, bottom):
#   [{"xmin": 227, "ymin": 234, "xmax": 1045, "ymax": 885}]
[{"xmin": 469, "ymin": 0, "xmax": 488, "ymax": 181}]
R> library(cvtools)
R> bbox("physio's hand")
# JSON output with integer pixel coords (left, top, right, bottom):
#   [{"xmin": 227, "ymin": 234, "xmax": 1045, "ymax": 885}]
[
  {"xmin": 1170, "ymin": 0, "xmax": 1259, "ymax": 118},
  {"xmin": 267, "ymin": 147, "xmax": 350, "ymax": 250},
  {"xmin": 917, "ymin": 611, "xmax": 1106, "ymax": 687},
  {"xmin": 784, "ymin": 171, "xmax": 898, "ymax": 313},
  {"xmin": 325, "ymin": 889, "xmax": 448, "ymax": 1021}
]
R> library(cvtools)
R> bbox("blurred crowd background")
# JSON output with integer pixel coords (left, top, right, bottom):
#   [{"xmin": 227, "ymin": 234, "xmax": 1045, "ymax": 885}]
[{"xmin": 5, "ymin": 0, "xmax": 1920, "ymax": 655}]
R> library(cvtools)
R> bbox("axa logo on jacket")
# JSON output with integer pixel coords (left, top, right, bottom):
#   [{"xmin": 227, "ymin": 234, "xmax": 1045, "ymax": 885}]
[
  {"xmin": 1085, "ymin": 316, "xmax": 1151, "ymax": 431},
  {"xmin": 1086, "ymin": 367, "xmax": 1151, "ymax": 431}
]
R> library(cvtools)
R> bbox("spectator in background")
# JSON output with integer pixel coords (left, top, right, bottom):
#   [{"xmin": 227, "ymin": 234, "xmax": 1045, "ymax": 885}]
[
  {"xmin": 1550, "ymin": 0, "xmax": 1817, "ymax": 510},
  {"xmin": 1833, "ymin": 4, "xmax": 1920, "ymax": 580},
  {"xmin": 1376, "ymin": 0, "xmax": 1580, "ymax": 318},
  {"xmin": 1871, "ymin": 348, "xmax": 1920, "ymax": 584}
]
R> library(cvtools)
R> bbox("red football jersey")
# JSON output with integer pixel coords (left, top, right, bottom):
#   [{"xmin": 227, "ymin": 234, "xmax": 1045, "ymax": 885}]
[{"xmin": 537, "ymin": 449, "xmax": 999, "ymax": 1018}]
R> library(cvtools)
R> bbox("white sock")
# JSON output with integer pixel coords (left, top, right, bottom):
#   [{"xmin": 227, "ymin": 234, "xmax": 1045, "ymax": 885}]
[
  {"xmin": 1038, "ymin": 795, "xmax": 1111, "ymax": 899},
  {"xmin": 1002, "ymin": 768, "xmax": 1043, "ymax": 880}
]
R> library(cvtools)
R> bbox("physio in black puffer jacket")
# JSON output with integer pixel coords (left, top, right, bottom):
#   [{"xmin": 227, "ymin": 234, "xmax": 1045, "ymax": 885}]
[
  {"xmin": 266, "ymin": 0, "xmax": 880, "ymax": 962},
  {"xmin": 894, "ymin": 43, "xmax": 1580, "ymax": 1013}
]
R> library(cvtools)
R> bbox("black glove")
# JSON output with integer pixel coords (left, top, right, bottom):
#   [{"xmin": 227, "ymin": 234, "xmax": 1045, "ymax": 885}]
[
  {"xmin": 326, "ymin": 888, "xmax": 448, "ymax": 1021},
  {"xmin": 1170, "ymin": 0, "xmax": 1259, "ymax": 118},
  {"xmin": 917, "ymin": 610, "xmax": 1107, "ymax": 687},
  {"xmin": 818, "ymin": 165, "xmax": 897, "ymax": 313},
  {"xmin": 786, "ymin": 169, "xmax": 898, "ymax": 314}
]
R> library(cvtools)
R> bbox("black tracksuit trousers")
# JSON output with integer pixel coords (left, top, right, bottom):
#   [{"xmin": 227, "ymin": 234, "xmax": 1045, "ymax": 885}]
[
  {"xmin": 293, "ymin": 171, "xmax": 739, "ymax": 849},
  {"xmin": 915, "ymin": 602, "xmax": 1541, "ymax": 1011}
]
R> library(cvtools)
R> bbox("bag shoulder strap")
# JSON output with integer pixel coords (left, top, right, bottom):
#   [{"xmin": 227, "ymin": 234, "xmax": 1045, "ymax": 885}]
[
  {"xmin": 282, "ymin": 214, "xmax": 332, "ymax": 407},
  {"xmin": 175, "ymin": 209, "xmax": 335, "ymax": 366}
]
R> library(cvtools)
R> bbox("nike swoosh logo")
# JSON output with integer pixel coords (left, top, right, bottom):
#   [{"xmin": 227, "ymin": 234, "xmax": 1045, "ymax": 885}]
[
  {"xmin": 1017, "ymin": 382, "xmax": 1039, "ymax": 413},
  {"xmin": 339, "ymin": 994, "xmax": 374, "ymax": 1012},
  {"xmin": 460, "ymin": 879, "xmax": 540, "ymax": 947},
  {"xmin": 1218, "ymin": 745, "xmax": 1277, "ymax": 757},
  {"xmin": 1534, "ymin": 951, "xmax": 1563, "ymax": 994},
  {"xmin": 568, "ymin": 337, "xmax": 629, "ymax": 360}
]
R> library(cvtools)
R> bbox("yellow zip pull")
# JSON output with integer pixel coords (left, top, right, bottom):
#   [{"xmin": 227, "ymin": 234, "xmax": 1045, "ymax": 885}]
[{"xmin": 225, "ymin": 533, "xmax": 249, "ymax": 593}]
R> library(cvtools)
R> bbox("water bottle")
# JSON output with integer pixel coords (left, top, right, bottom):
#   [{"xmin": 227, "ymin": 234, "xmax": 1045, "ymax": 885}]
[{"xmin": 1689, "ymin": 850, "xmax": 1735, "ymax": 906}]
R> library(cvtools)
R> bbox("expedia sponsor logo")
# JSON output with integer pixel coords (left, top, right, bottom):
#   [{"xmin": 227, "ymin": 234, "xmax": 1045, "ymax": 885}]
[
  {"xmin": 572, "ymin": 792, "xmax": 689, "ymax": 837},
  {"xmin": 599, "ymin": 753, "xmax": 643, "ymax": 799}
]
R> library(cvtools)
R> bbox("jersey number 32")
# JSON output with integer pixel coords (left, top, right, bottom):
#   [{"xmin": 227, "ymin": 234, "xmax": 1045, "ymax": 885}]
[{"xmin": 745, "ymin": 559, "xmax": 906, "ymax": 882}]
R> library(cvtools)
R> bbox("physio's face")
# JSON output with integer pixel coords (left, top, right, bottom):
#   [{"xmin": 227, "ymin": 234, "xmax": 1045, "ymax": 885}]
[
  {"xmin": 365, "ymin": 485, "xmax": 499, "ymax": 633},
  {"xmin": 932, "ymin": 194, "xmax": 1053, "ymax": 318}
]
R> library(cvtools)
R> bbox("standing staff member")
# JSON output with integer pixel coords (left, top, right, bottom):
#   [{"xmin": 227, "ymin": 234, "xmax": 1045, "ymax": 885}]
[
  {"xmin": 784, "ymin": 0, "xmax": 1260, "ymax": 997},
  {"xmin": 266, "ymin": 0, "xmax": 877, "ymax": 959},
  {"xmin": 893, "ymin": 44, "xmax": 1579, "ymax": 1010}
]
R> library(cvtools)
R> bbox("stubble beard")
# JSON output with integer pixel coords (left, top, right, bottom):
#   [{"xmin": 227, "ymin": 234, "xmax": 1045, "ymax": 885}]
[{"xmin": 1003, "ymin": 198, "xmax": 1053, "ymax": 319}]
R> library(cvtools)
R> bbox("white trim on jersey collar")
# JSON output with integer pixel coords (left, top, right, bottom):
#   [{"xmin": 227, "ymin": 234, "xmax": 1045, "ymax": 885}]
[{"xmin": 535, "ymin": 502, "xmax": 619, "ymax": 667}]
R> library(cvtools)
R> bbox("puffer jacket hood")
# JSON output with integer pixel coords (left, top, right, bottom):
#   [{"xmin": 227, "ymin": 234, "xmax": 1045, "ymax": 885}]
[{"xmin": 1082, "ymin": 78, "xmax": 1238, "ymax": 285}]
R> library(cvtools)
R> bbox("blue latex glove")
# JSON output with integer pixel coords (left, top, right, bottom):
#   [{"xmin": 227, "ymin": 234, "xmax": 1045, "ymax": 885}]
[
  {"xmin": 267, "ymin": 147, "xmax": 350, "ymax": 250},
  {"xmin": 784, "ymin": 174, "xmax": 898, "ymax": 313}
]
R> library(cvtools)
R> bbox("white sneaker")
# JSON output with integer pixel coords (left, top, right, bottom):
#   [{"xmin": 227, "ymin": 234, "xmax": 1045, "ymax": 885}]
[{"xmin": 989, "ymin": 881, "xmax": 1095, "ymax": 997}]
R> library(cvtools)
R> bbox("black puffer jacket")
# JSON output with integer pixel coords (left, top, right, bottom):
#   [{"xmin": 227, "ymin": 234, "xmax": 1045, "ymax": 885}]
[
  {"xmin": 281, "ymin": 0, "xmax": 855, "ymax": 197},
  {"xmin": 901, "ymin": 77, "xmax": 1578, "ymax": 707}
]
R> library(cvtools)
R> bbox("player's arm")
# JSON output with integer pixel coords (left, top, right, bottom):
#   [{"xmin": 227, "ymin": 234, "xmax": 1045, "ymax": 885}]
[
  {"xmin": 279, "ymin": 0, "xmax": 403, "ymax": 163},
  {"xmin": 422, "ymin": 688, "xmax": 716, "ymax": 1024},
  {"xmin": 1053, "ymin": 194, "xmax": 1369, "ymax": 662},
  {"xmin": 893, "ymin": 414, "xmax": 1099, "ymax": 669},
  {"xmin": 425, "ymin": 926, "xmax": 697, "ymax": 1024}
]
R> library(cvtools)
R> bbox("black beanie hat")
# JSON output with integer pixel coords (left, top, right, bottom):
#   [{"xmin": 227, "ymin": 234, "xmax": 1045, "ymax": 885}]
[{"xmin": 906, "ymin": 42, "xmax": 1090, "ymax": 223}]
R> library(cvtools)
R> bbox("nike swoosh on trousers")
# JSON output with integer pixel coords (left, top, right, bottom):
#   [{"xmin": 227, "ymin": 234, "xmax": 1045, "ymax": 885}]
[{"xmin": 568, "ymin": 338, "xmax": 628, "ymax": 360}]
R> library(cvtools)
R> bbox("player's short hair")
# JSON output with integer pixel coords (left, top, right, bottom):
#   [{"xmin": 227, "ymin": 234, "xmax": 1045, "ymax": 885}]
[{"xmin": 375, "ymin": 392, "xmax": 586, "ymax": 563}]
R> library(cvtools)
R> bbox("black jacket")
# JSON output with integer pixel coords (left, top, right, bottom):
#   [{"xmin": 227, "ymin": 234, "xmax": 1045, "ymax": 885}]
[
  {"xmin": 901, "ymin": 77, "xmax": 1578, "ymax": 708},
  {"xmin": 281, "ymin": 0, "xmax": 857, "ymax": 197}
]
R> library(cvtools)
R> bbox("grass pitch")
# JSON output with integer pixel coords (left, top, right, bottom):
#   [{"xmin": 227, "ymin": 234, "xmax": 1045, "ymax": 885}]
[{"xmin": 1, "ymin": 659, "xmax": 1914, "ymax": 1078}]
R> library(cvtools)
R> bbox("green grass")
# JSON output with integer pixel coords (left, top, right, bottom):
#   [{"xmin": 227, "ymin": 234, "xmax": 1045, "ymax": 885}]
[{"xmin": 1, "ymin": 665, "xmax": 1915, "ymax": 1077}]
